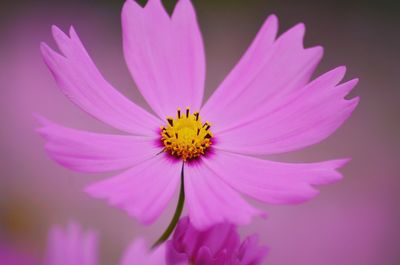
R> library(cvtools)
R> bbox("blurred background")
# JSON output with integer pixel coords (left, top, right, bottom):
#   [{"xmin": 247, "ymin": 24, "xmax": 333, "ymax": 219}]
[{"xmin": 0, "ymin": 0, "xmax": 399, "ymax": 264}]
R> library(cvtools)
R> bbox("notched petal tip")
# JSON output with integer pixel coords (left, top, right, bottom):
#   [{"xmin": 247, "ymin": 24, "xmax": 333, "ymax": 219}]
[
  {"xmin": 51, "ymin": 25, "xmax": 70, "ymax": 43},
  {"xmin": 40, "ymin": 41, "xmax": 66, "ymax": 63},
  {"xmin": 349, "ymin": 96, "xmax": 360, "ymax": 108},
  {"xmin": 334, "ymin": 157, "xmax": 352, "ymax": 167},
  {"xmin": 293, "ymin": 22, "xmax": 306, "ymax": 36},
  {"xmin": 145, "ymin": 0, "xmax": 168, "ymax": 14},
  {"xmin": 69, "ymin": 25, "xmax": 78, "ymax": 38},
  {"xmin": 172, "ymin": 0, "xmax": 195, "ymax": 14},
  {"xmin": 349, "ymin": 78, "xmax": 360, "ymax": 87},
  {"xmin": 84, "ymin": 182, "xmax": 105, "ymax": 198},
  {"xmin": 122, "ymin": 0, "xmax": 143, "ymax": 23},
  {"xmin": 39, "ymin": 41, "xmax": 50, "ymax": 54},
  {"xmin": 335, "ymin": 65, "xmax": 347, "ymax": 76},
  {"xmin": 260, "ymin": 13, "xmax": 279, "ymax": 39},
  {"xmin": 306, "ymin": 45, "xmax": 324, "ymax": 56},
  {"xmin": 275, "ymin": 21, "xmax": 306, "ymax": 48},
  {"xmin": 266, "ymin": 13, "xmax": 278, "ymax": 25},
  {"xmin": 50, "ymin": 24, "xmax": 62, "ymax": 35},
  {"xmin": 32, "ymin": 113, "xmax": 50, "ymax": 129}
]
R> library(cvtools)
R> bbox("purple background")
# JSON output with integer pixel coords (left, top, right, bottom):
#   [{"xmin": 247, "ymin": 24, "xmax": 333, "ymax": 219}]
[{"xmin": 0, "ymin": 0, "xmax": 399, "ymax": 264}]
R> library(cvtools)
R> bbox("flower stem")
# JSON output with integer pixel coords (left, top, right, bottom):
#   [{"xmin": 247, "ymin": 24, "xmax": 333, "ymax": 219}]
[{"xmin": 152, "ymin": 164, "xmax": 185, "ymax": 248}]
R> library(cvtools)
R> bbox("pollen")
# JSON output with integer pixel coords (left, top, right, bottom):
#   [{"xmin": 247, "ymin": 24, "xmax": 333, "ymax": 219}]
[{"xmin": 160, "ymin": 108, "xmax": 213, "ymax": 161}]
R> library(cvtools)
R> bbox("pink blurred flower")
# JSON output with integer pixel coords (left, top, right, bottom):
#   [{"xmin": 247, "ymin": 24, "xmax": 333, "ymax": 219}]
[
  {"xmin": 37, "ymin": 0, "xmax": 359, "ymax": 229},
  {"xmin": 44, "ymin": 222, "xmax": 98, "ymax": 265},
  {"xmin": 41, "ymin": 219, "xmax": 265, "ymax": 265},
  {"xmin": 167, "ymin": 217, "xmax": 267, "ymax": 265},
  {"xmin": 45, "ymin": 222, "xmax": 165, "ymax": 265}
]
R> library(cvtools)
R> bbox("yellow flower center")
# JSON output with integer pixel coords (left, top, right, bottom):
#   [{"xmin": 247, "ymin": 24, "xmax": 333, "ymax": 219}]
[{"xmin": 160, "ymin": 108, "xmax": 213, "ymax": 161}]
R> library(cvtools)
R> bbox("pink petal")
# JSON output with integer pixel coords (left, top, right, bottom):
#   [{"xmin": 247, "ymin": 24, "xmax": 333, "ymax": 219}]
[
  {"xmin": 237, "ymin": 235, "xmax": 268, "ymax": 265},
  {"xmin": 202, "ymin": 19, "xmax": 323, "ymax": 132},
  {"xmin": 120, "ymin": 238, "xmax": 167, "ymax": 265},
  {"xmin": 122, "ymin": 0, "xmax": 205, "ymax": 118},
  {"xmin": 201, "ymin": 14, "xmax": 278, "ymax": 124},
  {"xmin": 85, "ymin": 154, "xmax": 181, "ymax": 224},
  {"xmin": 214, "ymin": 67, "xmax": 359, "ymax": 155},
  {"xmin": 45, "ymin": 222, "xmax": 98, "ymax": 265},
  {"xmin": 184, "ymin": 161, "xmax": 262, "ymax": 229},
  {"xmin": 203, "ymin": 150, "xmax": 348, "ymax": 204},
  {"xmin": 36, "ymin": 116, "xmax": 159, "ymax": 173},
  {"xmin": 40, "ymin": 26, "xmax": 161, "ymax": 136}
]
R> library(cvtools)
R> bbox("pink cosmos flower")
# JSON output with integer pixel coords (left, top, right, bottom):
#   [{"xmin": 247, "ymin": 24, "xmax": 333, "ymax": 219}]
[
  {"xmin": 167, "ymin": 217, "xmax": 267, "ymax": 265},
  {"xmin": 38, "ymin": 0, "xmax": 359, "ymax": 229}
]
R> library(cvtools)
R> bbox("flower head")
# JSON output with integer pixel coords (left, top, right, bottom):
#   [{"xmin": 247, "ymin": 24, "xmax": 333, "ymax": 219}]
[
  {"xmin": 167, "ymin": 217, "xmax": 267, "ymax": 265},
  {"xmin": 160, "ymin": 108, "xmax": 213, "ymax": 161},
  {"xmin": 38, "ymin": 0, "xmax": 359, "ymax": 229}
]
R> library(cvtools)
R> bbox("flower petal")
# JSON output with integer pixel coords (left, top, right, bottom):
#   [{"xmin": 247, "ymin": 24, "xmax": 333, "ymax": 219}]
[
  {"xmin": 36, "ymin": 116, "xmax": 159, "ymax": 173},
  {"xmin": 120, "ymin": 238, "xmax": 167, "ymax": 265},
  {"xmin": 40, "ymin": 26, "xmax": 161, "ymax": 136},
  {"xmin": 201, "ymin": 14, "xmax": 278, "ymax": 124},
  {"xmin": 202, "ymin": 19, "xmax": 323, "ymax": 131},
  {"xmin": 184, "ymin": 161, "xmax": 262, "ymax": 229},
  {"xmin": 122, "ymin": 0, "xmax": 205, "ymax": 118},
  {"xmin": 214, "ymin": 67, "xmax": 359, "ymax": 154},
  {"xmin": 203, "ymin": 150, "xmax": 348, "ymax": 204},
  {"xmin": 85, "ymin": 154, "xmax": 181, "ymax": 224},
  {"xmin": 45, "ymin": 222, "xmax": 98, "ymax": 265},
  {"xmin": 237, "ymin": 235, "xmax": 268, "ymax": 265}
]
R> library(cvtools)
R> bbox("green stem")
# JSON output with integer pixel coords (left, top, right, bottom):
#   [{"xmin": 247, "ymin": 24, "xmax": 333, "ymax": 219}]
[{"xmin": 152, "ymin": 164, "xmax": 185, "ymax": 248}]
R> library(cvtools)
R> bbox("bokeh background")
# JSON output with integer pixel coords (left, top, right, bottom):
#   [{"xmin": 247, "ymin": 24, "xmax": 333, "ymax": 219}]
[{"xmin": 1, "ymin": 0, "xmax": 399, "ymax": 264}]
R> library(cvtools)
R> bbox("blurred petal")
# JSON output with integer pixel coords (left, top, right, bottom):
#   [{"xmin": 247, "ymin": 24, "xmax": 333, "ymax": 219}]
[
  {"xmin": 184, "ymin": 162, "xmax": 262, "ymax": 229},
  {"xmin": 45, "ymin": 222, "xmax": 98, "ymax": 265},
  {"xmin": 40, "ymin": 26, "xmax": 161, "ymax": 136},
  {"xmin": 202, "ymin": 20, "xmax": 323, "ymax": 132},
  {"xmin": 36, "ymin": 116, "xmax": 159, "ymax": 173},
  {"xmin": 86, "ymin": 154, "xmax": 181, "ymax": 224},
  {"xmin": 122, "ymin": 0, "xmax": 205, "ymax": 118},
  {"xmin": 237, "ymin": 235, "xmax": 268, "ymax": 265},
  {"xmin": 203, "ymin": 150, "xmax": 348, "ymax": 204},
  {"xmin": 120, "ymin": 239, "xmax": 166, "ymax": 265},
  {"xmin": 214, "ymin": 67, "xmax": 359, "ymax": 154}
]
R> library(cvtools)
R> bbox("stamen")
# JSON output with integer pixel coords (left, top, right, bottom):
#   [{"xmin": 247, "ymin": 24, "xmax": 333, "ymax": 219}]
[
  {"xmin": 160, "ymin": 108, "xmax": 213, "ymax": 161},
  {"xmin": 167, "ymin": 118, "xmax": 174, "ymax": 126}
]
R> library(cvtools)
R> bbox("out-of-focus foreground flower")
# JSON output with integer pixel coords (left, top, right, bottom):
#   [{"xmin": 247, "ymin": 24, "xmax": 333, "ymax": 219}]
[
  {"xmin": 1, "ymin": 222, "xmax": 166, "ymax": 265},
  {"xmin": 44, "ymin": 222, "xmax": 98, "ymax": 265},
  {"xmin": 1, "ymin": 220, "xmax": 266, "ymax": 265},
  {"xmin": 37, "ymin": 0, "xmax": 359, "ymax": 230},
  {"xmin": 45, "ymin": 222, "xmax": 166, "ymax": 265},
  {"xmin": 167, "ymin": 217, "xmax": 267, "ymax": 265}
]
